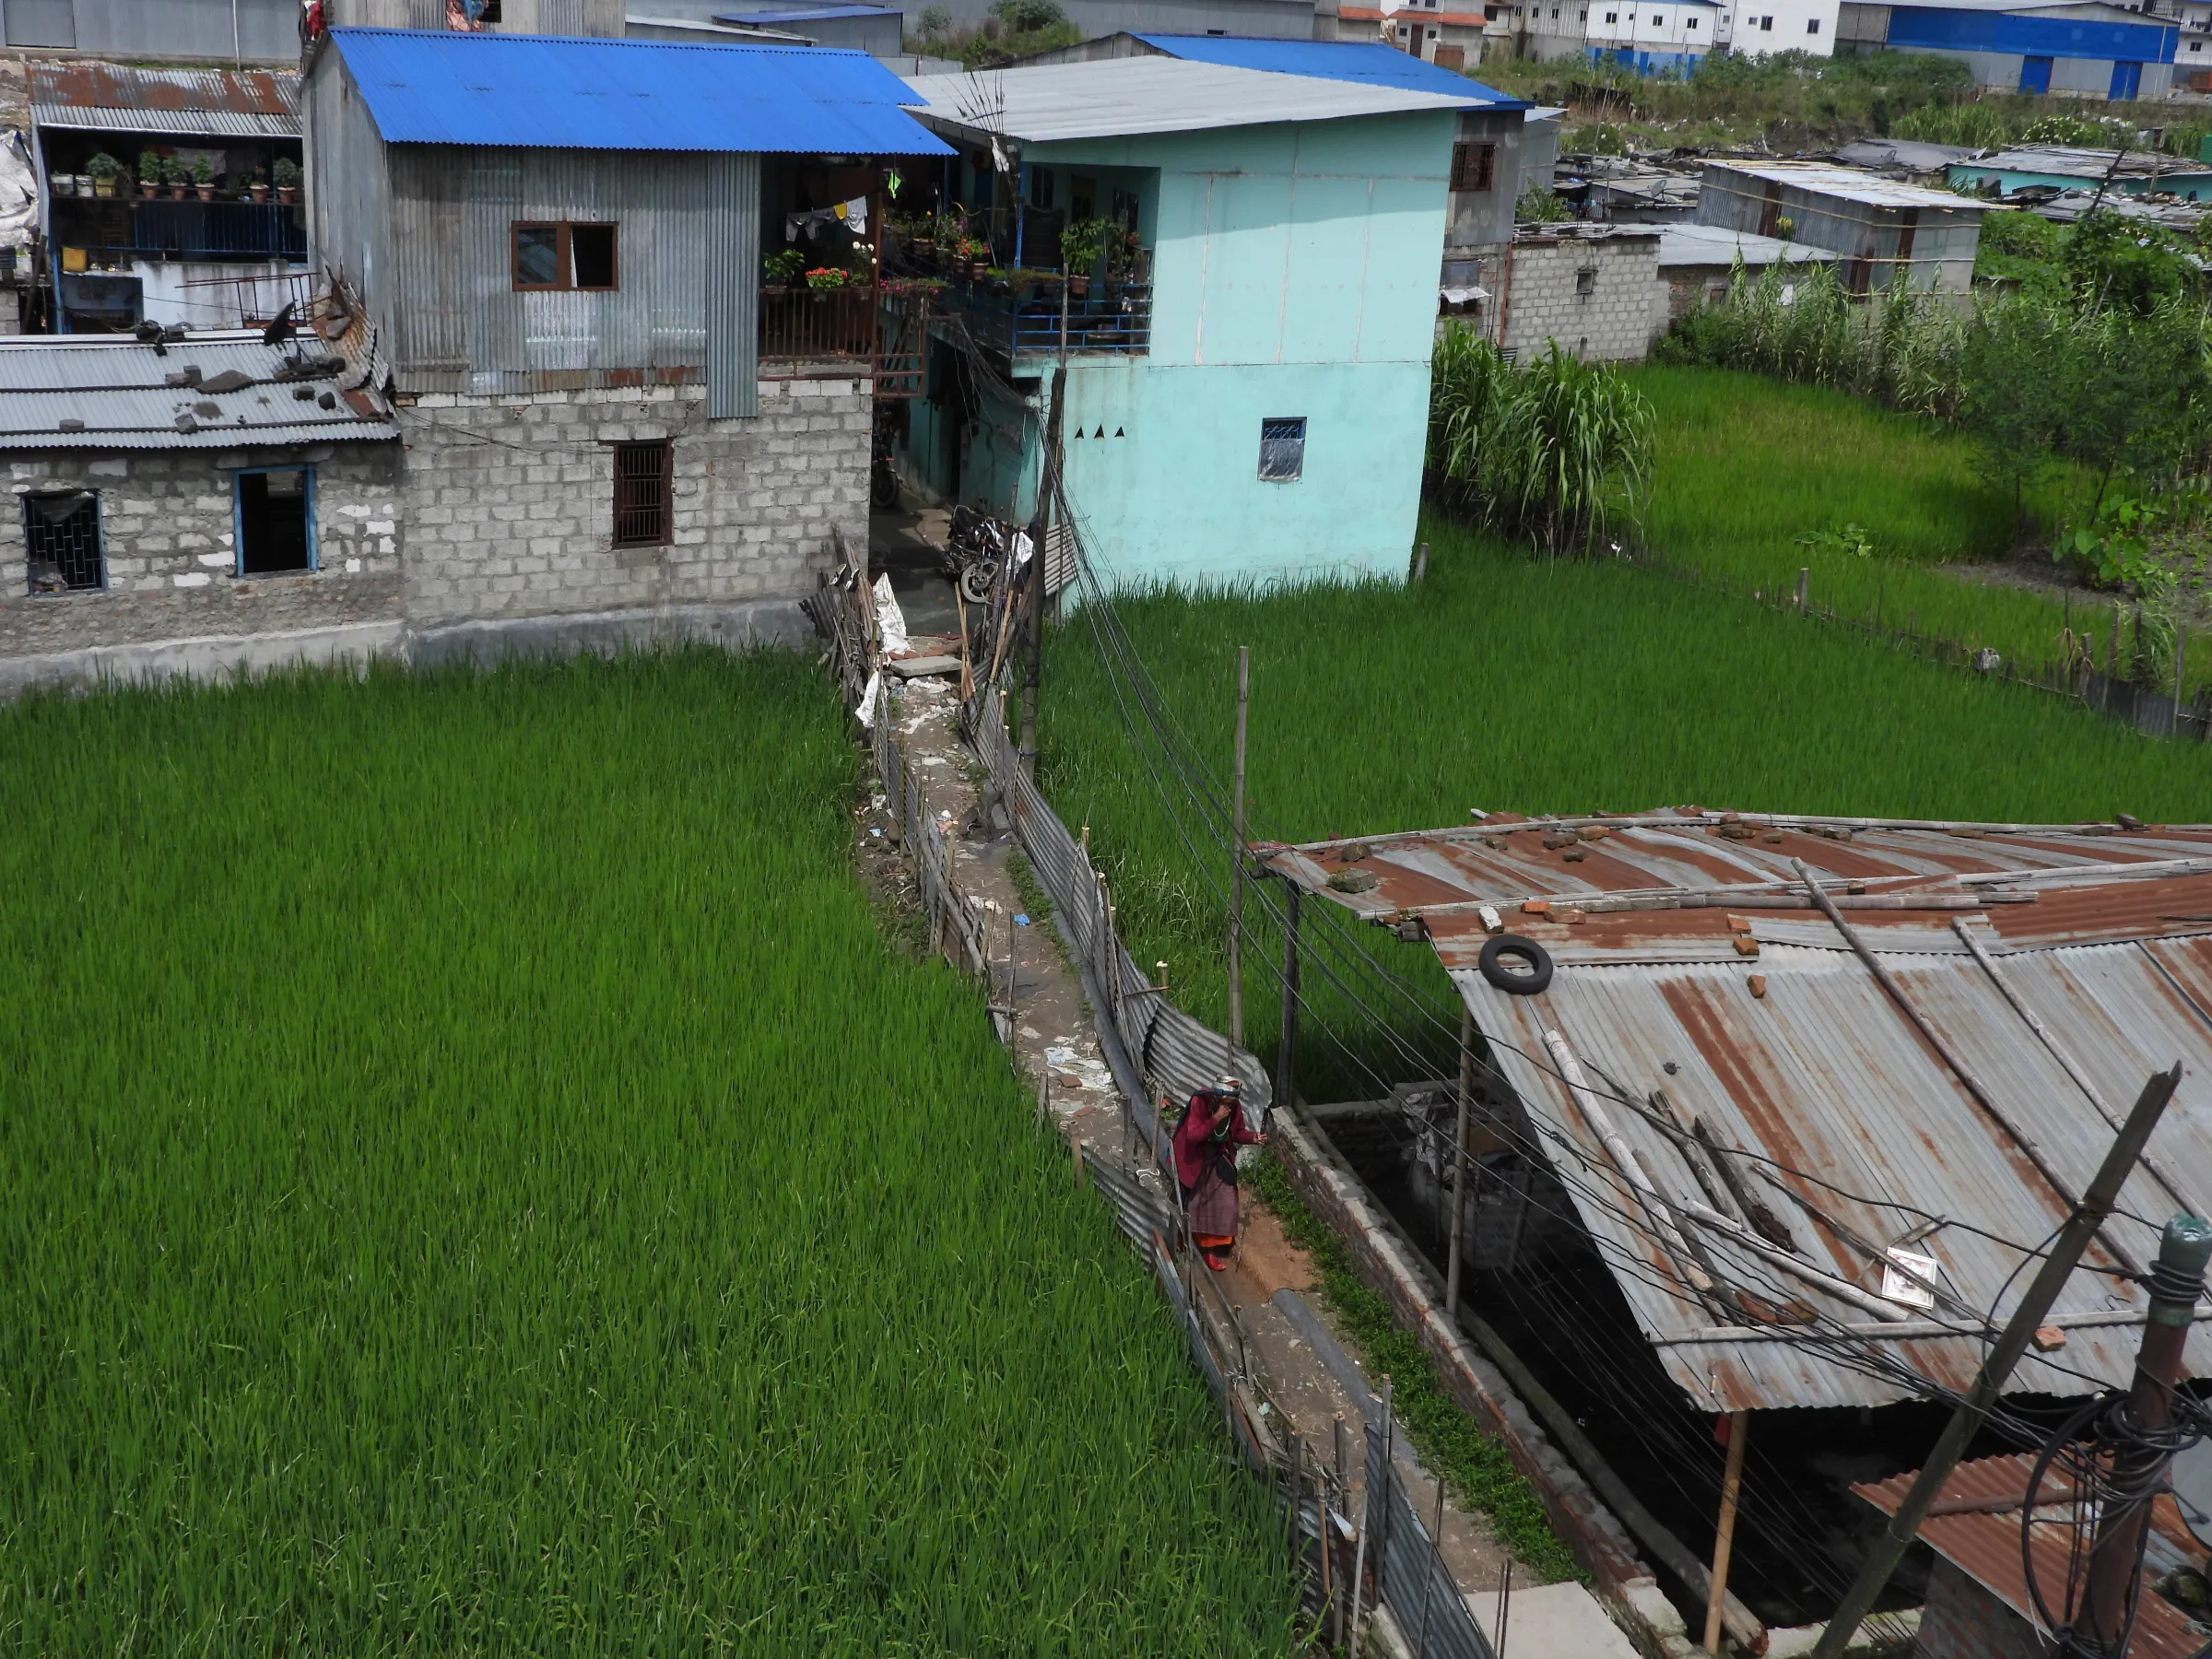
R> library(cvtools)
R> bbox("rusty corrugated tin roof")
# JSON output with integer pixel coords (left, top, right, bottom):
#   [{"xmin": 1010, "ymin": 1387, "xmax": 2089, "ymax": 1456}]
[
  {"xmin": 29, "ymin": 63, "xmax": 300, "ymax": 140},
  {"xmin": 1262, "ymin": 812, "xmax": 2212, "ymax": 1412},
  {"xmin": 1853, "ymin": 1453, "xmax": 2208, "ymax": 1659}
]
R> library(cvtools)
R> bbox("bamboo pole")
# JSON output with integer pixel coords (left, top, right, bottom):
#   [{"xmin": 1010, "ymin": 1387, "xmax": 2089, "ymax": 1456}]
[{"xmin": 1702, "ymin": 1412, "xmax": 1749, "ymax": 1655}]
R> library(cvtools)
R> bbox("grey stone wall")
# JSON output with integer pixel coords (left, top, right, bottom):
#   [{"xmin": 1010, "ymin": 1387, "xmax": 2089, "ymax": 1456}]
[
  {"xmin": 396, "ymin": 379, "xmax": 867, "ymax": 626},
  {"xmin": 1500, "ymin": 231, "xmax": 1663, "ymax": 365},
  {"xmin": 0, "ymin": 443, "xmax": 406, "ymax": 661}
]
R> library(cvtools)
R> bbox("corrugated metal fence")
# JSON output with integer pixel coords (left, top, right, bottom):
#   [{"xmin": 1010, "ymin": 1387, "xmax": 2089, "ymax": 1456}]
[{"xmin": 807, "ymin": 559, "xmax": 1492, "ymax": 1659}]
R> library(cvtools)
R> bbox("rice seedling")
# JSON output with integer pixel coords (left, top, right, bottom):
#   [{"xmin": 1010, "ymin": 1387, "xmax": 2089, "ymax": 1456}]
[{"xmin": 0, "ymin": 650, "xmax": 1305, "ymax": 1658}]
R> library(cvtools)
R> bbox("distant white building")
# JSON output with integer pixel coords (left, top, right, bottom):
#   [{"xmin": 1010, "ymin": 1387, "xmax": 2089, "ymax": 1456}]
[{"xmin": 1516, "ymin": 0, "xmax": 1838, "ymax": 68}]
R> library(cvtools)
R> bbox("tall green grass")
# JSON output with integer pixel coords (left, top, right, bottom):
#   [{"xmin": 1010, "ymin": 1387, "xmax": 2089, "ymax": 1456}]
[
  {"xmin": 1633, "ymin": 366, "xmax": 2137, "ymax": 687},
  {"xmin": 1043, "ymin": 518, "xmax": 2212, "ymax": 1056},
  {"xmin": 0, "ymin": 651, "xmax": 1303, "ymax": 1658}
]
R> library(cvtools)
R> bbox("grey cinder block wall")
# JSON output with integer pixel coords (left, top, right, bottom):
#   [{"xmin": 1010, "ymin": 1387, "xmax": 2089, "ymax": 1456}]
[{"xmin": 1498, "ymin": 229, "xmax": 1662, "ymax": 365}]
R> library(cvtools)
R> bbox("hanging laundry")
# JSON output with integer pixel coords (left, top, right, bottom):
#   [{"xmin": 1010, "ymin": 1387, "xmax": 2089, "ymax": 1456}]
[{"xmin": 783, "ymin": 197, "xmax": 870, "ymax": 241}]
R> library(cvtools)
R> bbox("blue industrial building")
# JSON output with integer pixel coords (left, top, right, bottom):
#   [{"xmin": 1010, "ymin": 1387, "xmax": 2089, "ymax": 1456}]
[{"xmin": 1837, "ymin": 0, "xmax": 2176, "ymax": 100}]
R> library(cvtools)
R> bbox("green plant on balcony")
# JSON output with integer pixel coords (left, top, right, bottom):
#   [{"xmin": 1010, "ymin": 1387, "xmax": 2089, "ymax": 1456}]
[
  {"xmin": 1059, "ymin": 217, "xmax": 1111, "ymax": 296},
  {"xmin": 136, "ymin": 152, "xmax": 161, "ymax": 191},
  {"xmin": 85, "ymin": 153, "xmax": 122, "ymax": 197},
  {"xmin": 805, "ymin": 266, "xmax": 849, "ymax": 290},
  {"xmin": 762, "ymin": 247, "xmax": 806, "ymax": 289},
  {"xmin": 191, "ymin": 156, "xmax": 213, "ymax": 200},
  {"xmin": 272, "ymin": 156, "xmax": 301, "ymax": 204}
]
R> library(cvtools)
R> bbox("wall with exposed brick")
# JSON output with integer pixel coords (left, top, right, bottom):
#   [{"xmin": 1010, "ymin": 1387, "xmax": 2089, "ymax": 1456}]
[
  {"xmin": 1500, "ymin": 230, "xmax": 1664, "ymax": 365},
  {"xmin": 395, "ymin": 378, "xmax": 867, "ymax": 625},
  {"xmin": 0, "ymin": 443, "xmax": 405, "ymax": 661}
]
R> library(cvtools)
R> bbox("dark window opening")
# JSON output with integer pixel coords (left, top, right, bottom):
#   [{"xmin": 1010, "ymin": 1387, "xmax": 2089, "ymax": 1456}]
[
  {"xmin": 512, "ymin": 221, "xmax": 620, "ymax": 292},
  {"xmin": 612, "ymin": 441, "xmax": 672, "ymax": 547},
  {"xmin": 24, "ymin": 490, "xmax": 101, "ymax": 593},
  {"xmin": 238, "ymin": 469, "xmax": 312, "ymax": 575},
  {"xmin": 1451, "ymin": 141, "xmax": 1499, "ymax": 193},
  {"xmin": 1576, "ymin": 264, "xmax": 1598, "ymax": 295},
  {"xmin": 1029, "ymin": 167, "xmax": 1054, "ymax": 211},
  {"xmin": 1258, "ymin": 417, "xmax": 1306, "ymax": 483},
  {"xmin": 514, "ymin": 222, "xmax": 562, "ymax": 288},
  {"xmin": 570, "ymin": 223, "xmax": 618, "ymax": 290}
]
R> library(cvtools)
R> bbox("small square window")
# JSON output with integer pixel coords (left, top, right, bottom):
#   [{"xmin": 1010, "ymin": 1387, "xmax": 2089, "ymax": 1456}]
[
  {"xmin": 613, "ymin": 441, "xmax": 672, "ymax": 547},
  {"xmin": 570, "ymin": 223, "xmax": 618, "ymax": 290},
  {"xmin": 1451, "ymin": 141, "xmax": 1498, "ymax": 192},
  {"xmin": 1576, "ymin": 265, "xmax": 1598, "ymax": 294},
  {"xmin": 1806, "ymin": 15, "xmax": 1818, "ymax": 28},
  {"xmin": 1606, "ymin": 12, "xmax": 1618, "ymax": 22},
  {"xmin": 23, "ymin": 489, "xmax": 100, "ymax": 593},
  {"xmin": 514, "ymin": 223, "xmax": 562, "ymax": 288},
  {"xmin": 1687, "ymin": 14, "xmax": 1698, "ymax": 24},
  {"xmin": 1759, "ymin": 13, "xmax": 1772, "ymax": 26},
  {"xmin": 237, "ymin": 468, "xmax": 313, "ymax": 575},
  {"xmin": 1258, "ymin": 418, "xmax": 1306, "ymax": 483}
]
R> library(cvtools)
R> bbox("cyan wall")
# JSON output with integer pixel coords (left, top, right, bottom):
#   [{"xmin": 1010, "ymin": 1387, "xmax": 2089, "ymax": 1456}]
[{"xmin": 1030, "ymin": 110, "xmax": 1455, "ymax": 589}]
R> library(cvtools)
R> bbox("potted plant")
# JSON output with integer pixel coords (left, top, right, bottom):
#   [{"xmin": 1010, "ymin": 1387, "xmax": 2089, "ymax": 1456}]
[
  {"xmin": 805, "ymin": 266, "xmax": 848, "ymax": 291},
  {"xmin": 162, "ymin": 157, "xmax": 188, "ymax": 200},
  {"xmin": 272, "ymin": 157, "xmax": 300, "ymax": 205},
  {"xmin": 138, "ymin": 152, "xmax": 162, "ymax": 197},
  {"xmin": 1060, "ymin": 218, "xmax": 1109, "ymax": 300},
  {"xmin": 247, "ymin": 171, "xmax": 269, "ymax": 204},
  {"xmin": 191, "ymin": 157, "xmax": 214, "ymax": 201},
  {"xmin": 86, "ymin": 153, "xmax": 122, "ymax": 198},
  {"xmin": 760, "ymin": 247, "xmax": 806, "ymax": 294}
]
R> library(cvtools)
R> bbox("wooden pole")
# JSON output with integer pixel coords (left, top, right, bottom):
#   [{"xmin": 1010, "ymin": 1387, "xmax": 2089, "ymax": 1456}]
[
  {"xmin": 2175, "ymin": 622, "xmax": 2189, "ymax": 738},
  {"xmin": 1702, "ymin": 1411, "xmax": 1749, "ymax": 1654},
  {"xmin": 1019, "ymin": 359, "xmax": 1066, "ymax": 783},
  {"xmin": 1275, "ymin": 887, "xmax": 1300, "ymax": 1116},
  {"xmin": 1330, "ymin": 1416, "xmax": 1347, "ymax": 1651},
  {"xmin": 1229, "ymin": 645, "xmax": 1249, "ymax": 1050},
  {"xmin": 1413, "ymin": 540, "xmax": 1430, "ymax": 583},
  {"xmin": 1811, "ymin": 1065, "xmax": 2185, "ymax": 1659},
  {"xmin": 1447, "ymin": 1004, "xmax": 1474, "ymax": 1323},
  {"xmin": 1350, "ymin": 1375, "xmax": 1391, "ymax": 1649},
  {"xmin": 1794, "ymin": 566, "xmax": 1808, "ymax": 612}
]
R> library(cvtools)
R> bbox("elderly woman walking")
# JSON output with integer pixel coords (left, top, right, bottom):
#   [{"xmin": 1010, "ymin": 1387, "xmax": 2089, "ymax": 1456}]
[{"xmin": 1172, "ymin": 1077, "xmax": 1266, "ymax": 1271}]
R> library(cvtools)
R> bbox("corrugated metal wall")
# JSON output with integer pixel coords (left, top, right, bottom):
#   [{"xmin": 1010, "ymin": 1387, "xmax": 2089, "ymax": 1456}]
[
  {"xmin": 385, "ymin": 145, "xmax": 745, "ymax": 392},
  {"xmin": 330, "ymin": 0, "xmax": 622, "ymax": 33},
  {"xmin": 8, "ymin": 0, "xmax": 298, "ymax": 59},
  {"xmin": 305, "ymin": 53, "xmax": 394, "ymax": 344},
  {"xmin": 705, "ymin": 154, "xmax": 759, "ymax": 418}
]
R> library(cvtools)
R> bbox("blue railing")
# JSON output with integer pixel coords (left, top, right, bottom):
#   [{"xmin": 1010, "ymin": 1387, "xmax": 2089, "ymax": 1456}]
[
  {"xmin": 912, "ymin": 268, "xmax": 1152, "ymax": 358},
  {"xmin": 75, "ymin": 201, "xmax": 308, "ymax": 262}
]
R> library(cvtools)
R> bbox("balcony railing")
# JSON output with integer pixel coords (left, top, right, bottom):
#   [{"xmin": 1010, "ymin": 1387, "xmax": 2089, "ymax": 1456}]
[
  {"xmin": 50, "ymin": 198, "xmax": 305, "ymax": 262},
  {"xmin": 891, "ymin": 252, "xmax": 1152, "ymax": 358},
  {"xmin": 758, "ymin": 284, "xmax": 878, "ymax": 362}
]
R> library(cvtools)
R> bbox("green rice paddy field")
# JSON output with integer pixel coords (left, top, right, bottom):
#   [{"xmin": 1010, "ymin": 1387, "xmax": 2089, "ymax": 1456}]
[
  {"xmin": 0, "ymin": 652, "xmax": 1301, "ymax": 1657},
  {"xmin": 1631, "ymin": 368, "xmax": 2188, "ymax": 690},
  {"xmin": 1041, "ymin": 516, "xmax": 2212, "ymax": 1053}
]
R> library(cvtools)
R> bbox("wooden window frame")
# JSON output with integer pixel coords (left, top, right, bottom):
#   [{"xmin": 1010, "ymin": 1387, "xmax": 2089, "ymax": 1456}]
[
  {"xmin": 512, "ymin": 220, "xmax": 620, "ymax": 292},
  {"xmin": 1450, "ymin": 141, "xmax": 1498, "ymax": 194},
  {"xmin": 610, "ymin": 440, "xmax": 673, "ymax": 549}
]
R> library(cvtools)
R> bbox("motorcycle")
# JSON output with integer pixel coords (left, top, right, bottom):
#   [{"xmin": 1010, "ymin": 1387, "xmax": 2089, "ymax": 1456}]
[{"xmin": 946, "ymin": 504, "xmax": 1006, "ymax": 606}]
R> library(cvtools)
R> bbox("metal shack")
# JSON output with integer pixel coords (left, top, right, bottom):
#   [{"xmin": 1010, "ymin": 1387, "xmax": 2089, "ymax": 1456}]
[
  {"xmin": 1257, "ymin": 809, "xmax": 2212, "ymax": 1646},
  {"xmin": 1696, "ymin": 159, "xmax": 1991, "ymax": 293},
  {"xmin": 303, "ymin": 26, "xmax": 949, "ymax": 655}
]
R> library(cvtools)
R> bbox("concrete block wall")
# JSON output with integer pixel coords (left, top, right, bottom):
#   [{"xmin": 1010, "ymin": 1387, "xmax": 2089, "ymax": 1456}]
[
  {"xmin": 395, "ymin": 379, "xmax": 868, "ymax": 626},
  {"xmin": 1500, "ymin": 234, "xmax": 1664, "ymax": 365},
  {"xmin": 1912, "ymin": 1557, "xmax": 2047, "ymax": 1659},
  {"xmin": 0, "ymin": 445, "xmax": 406, "ymax": 661}
]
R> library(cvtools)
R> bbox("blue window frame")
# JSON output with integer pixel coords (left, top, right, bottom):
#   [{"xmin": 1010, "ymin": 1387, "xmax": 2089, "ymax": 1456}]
[
  {"xmin": 233, "ymin": 465, "xmax": 316, "ymax": 577},
  {"xmin": 1259, "ymin": 417, "xmax": 1306, "ymax": 482}
]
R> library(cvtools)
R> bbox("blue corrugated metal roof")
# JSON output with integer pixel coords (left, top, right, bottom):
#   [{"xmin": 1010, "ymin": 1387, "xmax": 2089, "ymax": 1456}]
[
  {"xmin": 715, "ymin": 5, "xmax": 900, "ymax": 19},
  {"xmin": 328, "ymin": 28, "xmax": 953, "ymax": 154},
  {"xmin": 1131, "ymin": 33, "xmax": 1529, "ymax": 106}
]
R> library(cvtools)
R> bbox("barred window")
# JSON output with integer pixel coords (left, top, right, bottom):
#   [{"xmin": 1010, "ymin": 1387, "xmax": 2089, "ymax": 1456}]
[
  {"xmin": 612, "ymin": 441, "xmax": 672, "ymax": 547},
  {"xmin": 1450, "ymin": 141, "xmax": 1498, "ymax": 194},
  {"xmin": 24, "ymin": 490, "xmax": 102, "ymax": 594},
  {"xmin": 1258, "ymin": 418, "xmax": 1306, "ymax": 483}
]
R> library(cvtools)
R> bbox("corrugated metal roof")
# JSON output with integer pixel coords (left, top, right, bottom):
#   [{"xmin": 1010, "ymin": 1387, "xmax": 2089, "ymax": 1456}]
[
  {"xmin": 900, "ymin": 57, "xmax": 1492, "ymax": 144},
  {"xmin": 1854, "ymin": 1453, "xmax": 2206, "ymax": 1659},
  {"xmin": 1129, "ymin": 33, "xmax": 1529, "ymax": 106},
  {"xmin": 0, "ymin": 333, "xmax": 396, "ymax": 451},
  {"xmin": 29, "ymin": 106, "xmax": 300, "ymax": 139},
  {"xmin": 1705, "ymin": 159, "xmax": 1998, "ymax": 212},
  {"xmin": 1969, "ymin": 145, "xmax": 2211, "ymax": 182},
  {"xmin": 328, "ymin": 27, "xmax": 954, "ymax": 156},
  {"xmin": 716, "ymin": 3, "xmax": 899, "ymax": 18},
  {"xmin": 28, "ymin": 63, "xmax": 300, "ymax": 139},
  {"xmin": 1263, "ymin": 812, "xmax": 2212, "ymax": 1412},
  {"xmin": 1657, "ymin": 224, "xmax": 1838, "ymax": 267}
]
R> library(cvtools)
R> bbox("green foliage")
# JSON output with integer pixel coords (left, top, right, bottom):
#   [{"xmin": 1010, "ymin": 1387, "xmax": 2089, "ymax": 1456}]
[
  {"xmin": 1059, "ymin": 217, "xmax": 1112, "ymax": 275},
  {"xmin": 1797, "ymin": 523, "xmax": 1877, "ymax": 559},
  {"xmin": 761, "ymin": 246, "xmax": 807, "ymax": 285},
  {"xmin": 271, "ymin": 156, "xmax": 300, "ymax": 189},
  {"xmin": 1514, "ymin": 183, "xmax": 1571, "ymax": 224},
  {"xmin": 2056, "ymin": 491, "xmax": 2164, "ymax": 590},
  {"xmin": 136, "ymin": 149, "xmax": 161, "ymax": 183},
  {"xmin": 915, "ymin": 1, "xmax": 948, "ymax": 29},
  {"xmin": 1246, "ymin": 1154, "xmax": 1582, "ymax": 1583},
  {"xmin": 83, "ymin": 151, "xmax": 120, "ymax": 181},
  {"xmin": 0, "ymin": 652, "xmax": 1307, "ymax": 1658},
  {"xmin": 1427, "ymin": 327, "xmax": 1654, "ymax": 556},
  {"xmin": 1653, "ymin": 258, "xmax": 1967, "ymax": 418},
  {"xmin": 946, "ymin": 4, "xmax": 1080, "ymax": 66},
  {"xmin": 990, "ymin": 0, "xmax": 1065, "ymax": 29}
]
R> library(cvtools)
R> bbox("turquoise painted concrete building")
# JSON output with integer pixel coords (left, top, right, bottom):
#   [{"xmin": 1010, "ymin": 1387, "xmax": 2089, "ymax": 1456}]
[{"xmin": 894, "ymin": 52, "xmax": 1502, "ymax": 590}]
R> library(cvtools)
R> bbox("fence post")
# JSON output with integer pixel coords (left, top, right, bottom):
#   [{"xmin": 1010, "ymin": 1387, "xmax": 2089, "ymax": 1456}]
[{"xmin": 1794, "ymin": 567, "xmax": 1808, "ymax": 612}]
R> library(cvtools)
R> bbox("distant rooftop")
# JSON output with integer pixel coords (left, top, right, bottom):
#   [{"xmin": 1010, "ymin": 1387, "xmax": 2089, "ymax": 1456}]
[
  {"xmin": 1129, "ymin": 33, "xmax": 1527, "ymax": 105},
  {"xmin": 30, "ymin": 61, "xmax": 300, "ymax": 140},
  {"xmin": 1705, "ymin": 159, "xmax": 1996, "ymax": 211}
]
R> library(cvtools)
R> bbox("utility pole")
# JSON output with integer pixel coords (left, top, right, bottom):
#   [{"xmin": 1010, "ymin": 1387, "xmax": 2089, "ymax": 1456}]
[
  {"xmin": 2078, "ymin": 1213, "xmax": 2212, "ymax": 1648},
  {"xmin": 1019, "ymin": 357, "xmax": 1065, "ymax": 783},
  {"xmin": 1228, "ymin": 645, "xmax": 1249, "ymax": 1050},
  {"xmin": 1811, "ymin": 1065, "xmax": 2185, "ymax": 1659}
]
